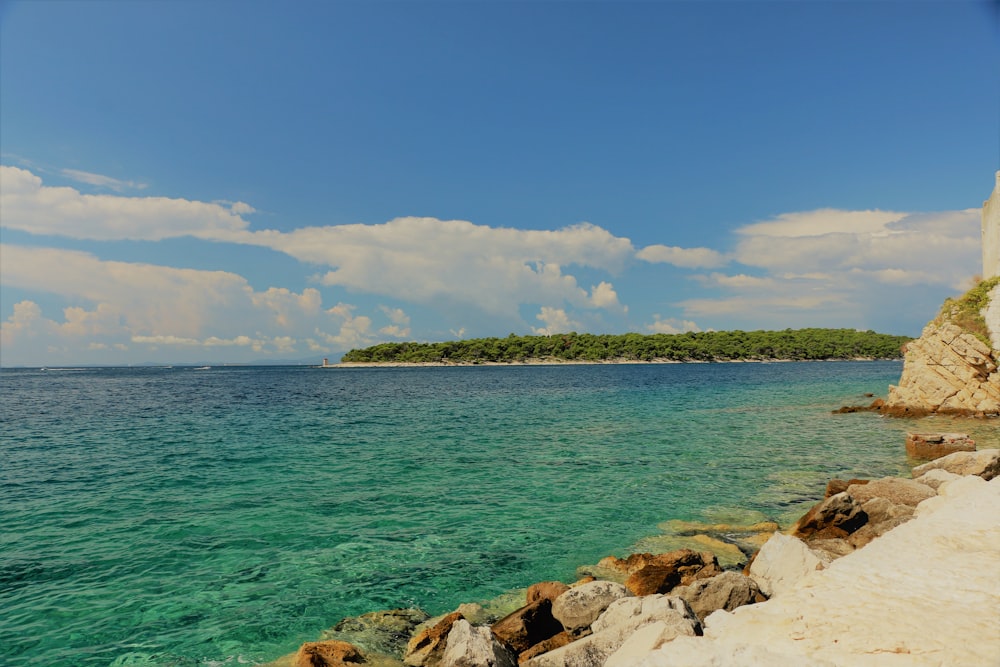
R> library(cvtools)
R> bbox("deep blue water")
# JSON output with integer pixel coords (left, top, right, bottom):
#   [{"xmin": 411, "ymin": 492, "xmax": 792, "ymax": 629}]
[{"xmin": 2, "ymin": 362, "xmax": 992, "ymax": 666}]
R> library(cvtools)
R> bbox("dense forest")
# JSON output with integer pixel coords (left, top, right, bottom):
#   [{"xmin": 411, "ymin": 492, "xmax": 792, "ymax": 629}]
[{"xmin": 341, "ymin": 329, "xmax": 912, "ymax": 364}]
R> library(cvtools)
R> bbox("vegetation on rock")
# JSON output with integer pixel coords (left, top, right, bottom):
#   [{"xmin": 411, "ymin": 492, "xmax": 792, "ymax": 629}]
[
  {"xmin": 933, "ymin": 276, "xmax": 1000, "ymax": 349},
  {"xmin": 341, "ymin": 329, "xmax": 912, "ymax": 364}
]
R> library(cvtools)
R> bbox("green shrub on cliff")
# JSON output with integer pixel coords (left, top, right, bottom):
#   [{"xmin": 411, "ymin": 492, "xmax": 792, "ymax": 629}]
[{"xmin": 935, "ymin": 276, "xmax": 1000, "ymax": 349}]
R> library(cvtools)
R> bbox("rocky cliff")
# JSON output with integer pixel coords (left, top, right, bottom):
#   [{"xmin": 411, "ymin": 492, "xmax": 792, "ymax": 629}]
[{"xmin": 882, "ymin": 280, "xmax": 1000, "ymax": 417}]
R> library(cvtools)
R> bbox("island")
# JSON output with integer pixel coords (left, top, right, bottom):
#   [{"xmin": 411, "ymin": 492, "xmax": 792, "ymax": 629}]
[{"xmin": 338, "ymin": 328, "xmax": 912, "ymax": 366}]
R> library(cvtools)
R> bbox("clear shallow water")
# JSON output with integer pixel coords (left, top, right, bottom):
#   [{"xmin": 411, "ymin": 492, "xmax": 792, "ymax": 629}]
[{"xmin": 1, "ymin": 362, "xmax": 994, "ymax": 666}]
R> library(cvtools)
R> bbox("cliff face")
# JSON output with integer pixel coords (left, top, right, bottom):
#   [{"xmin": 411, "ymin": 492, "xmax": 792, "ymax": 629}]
[{"xmin": 884, "ymin": 283, "xmax": 1000, "ymax": 417}]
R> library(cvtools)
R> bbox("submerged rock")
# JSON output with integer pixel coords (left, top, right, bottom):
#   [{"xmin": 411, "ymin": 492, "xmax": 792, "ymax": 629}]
[{"xmin": 321, "ymin": 609, "xmax": 430, "ymax": 659}]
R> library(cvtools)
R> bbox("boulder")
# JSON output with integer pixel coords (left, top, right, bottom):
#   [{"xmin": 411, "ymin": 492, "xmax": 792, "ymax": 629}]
[
  {"xmin": 295, "ymin": 640, "xmax": 367, "ymax": 667},
  {"xmin": 550, "ymin": 580, "xmax": 630, "ymax": 637},
  {"xmin": 404, "ymin": 612, "xmax": 463, "ymax": 667},
  {"xmin": 911, "ymin": 449, "xmax": 1000, "ymax": 481},
  {"xmin": 490, "ymin": 599, "xmax": 562, "ymax": 654},
  {"xmin": 440, "ymin": 620, "xmax": 517, "ymax": 667},
  {"xmin": 526, "ymin": 581, "xmax": 569, "ymax": 605},
  {"xmin": 524, "ymin": 596, "xmax": 698, "ymax": 667},
  {"xmin": 823, "ymin": 478, "xmax": 868, "ymax": 498},
  {"xmin": 622, "ymin": 550, "xmax": 722, "ymax": 596},
  {"xmin": 845, "ymin": 477, "xmax": 936, "ymax": 507},
  {"xmin": 670, "ymin": 571, "xmax": 764, "ymax": 622},
  {"xmin": 603, "ymin": 621, "xmax": 688, "ymax": 667},
  {"xmin": 905, "ymin": 432, "xmax": 976, "ymax": 460},
  {"xmin": 790, "ymin": 492, "xmax": 868, "ymax": 540},
  {"xmin": 748, "ymin": 532, "xmax": 826, "ymax": 598},
  {"xmin": 517, "ymin": 631, "xmax": 573, "ymax": 663},
  {"xmin": 913, "ymin": 468, "xmax": 962, "ymax": 490}
]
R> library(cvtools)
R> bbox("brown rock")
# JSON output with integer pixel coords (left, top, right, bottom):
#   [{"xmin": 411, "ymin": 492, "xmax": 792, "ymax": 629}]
[
  {"xmin": 846, "ymin": 478, "xmax": 936, "ymax": 507},
  {"xmin": 905, "ymin": 433, "xmax": 976, "ymax": 461},
  {"xmin": 671, "ymin": 571, "xmax": 763, "ymax": 622},
  {"xmin": 824, "ymin": 478, "xmax": 869, "ymax": 498},
  {"xmin": 296, "ymin": 640, "xmax": 367, "ymax": 667},
  {"xmin": 517, "ymin": 632, "xmax": 573, "ymax": 663},
  {"xmin": 623, "ymin": 550, "xmax": 722, "ymax": 597},
  {"xmin": 404, "ymin": 612, "xmax": 463, "ymax": 667},
  {"xmin": 491, "ymin": 599, "xmax": 564, "ymax": 654},
  {"xmin": 791, "ymin": 492, "xmax": 868, "ymax": 540},
  {"xmin": 526, "ymin": 581, "xmax": 570, "ymax": 604}
]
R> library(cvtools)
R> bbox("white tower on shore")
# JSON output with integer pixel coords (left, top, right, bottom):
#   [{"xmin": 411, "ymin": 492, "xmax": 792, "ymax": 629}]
[{"xmin": 984, "ymin": 171, "xmax": 1000, "ymax": 280}]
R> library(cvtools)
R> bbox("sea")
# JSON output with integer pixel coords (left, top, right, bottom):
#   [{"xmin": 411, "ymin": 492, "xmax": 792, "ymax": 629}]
[{"xmin": 2, "ymin": 361, "xmax": 997, "ymax": 666}]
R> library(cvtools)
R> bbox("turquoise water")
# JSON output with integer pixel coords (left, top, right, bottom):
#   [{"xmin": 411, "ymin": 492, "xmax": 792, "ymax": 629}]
[{"xmin": 2, "ymin": 362, "xmax": 992, "ymax": 666}]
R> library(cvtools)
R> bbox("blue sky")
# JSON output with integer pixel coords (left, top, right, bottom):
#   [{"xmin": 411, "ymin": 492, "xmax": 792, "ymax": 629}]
[{"xmin": 1, "ymin": 1, "xmax": 998, "ymax": 366}]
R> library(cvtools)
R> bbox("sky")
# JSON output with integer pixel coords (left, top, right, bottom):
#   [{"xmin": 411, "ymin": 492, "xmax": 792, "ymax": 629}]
[{"xmin": 1, "ymin": 1, "xmax": 999, "ymax": 366}]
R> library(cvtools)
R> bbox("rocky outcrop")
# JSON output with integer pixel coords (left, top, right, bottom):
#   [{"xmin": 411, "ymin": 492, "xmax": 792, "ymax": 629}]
[
  {"xmin": 633, "ymin": 474, "xmax": 1000, "ymax": 666},
  {"xmin": 910, "ymin": 448, "xmax": 1000, "ymax": 481},
  {"xmin": 884, "ymin": 321, "xmax": 1000, "ymax": 415},
  {"xmin": 286, "ymin": 456, "xmax": 1000, "ymax": 667}
]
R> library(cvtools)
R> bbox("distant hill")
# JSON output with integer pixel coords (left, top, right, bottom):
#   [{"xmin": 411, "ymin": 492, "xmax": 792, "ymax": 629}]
[{"xmin": 341, "ymin": 329, "xmax": 912, "ymax": 364}]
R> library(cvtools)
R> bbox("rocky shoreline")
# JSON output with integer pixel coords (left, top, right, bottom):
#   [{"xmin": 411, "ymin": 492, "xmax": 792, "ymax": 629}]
[{"xmin": 268, "ymin": 448, "xmax": 1000, "ymax": 667}]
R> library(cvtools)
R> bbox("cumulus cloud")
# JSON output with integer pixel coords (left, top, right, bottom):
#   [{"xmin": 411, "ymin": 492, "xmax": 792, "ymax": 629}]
[
  {"xmin": 646, "ymin": 316, "xmax": 701, "ymax": 334},
  {"xmin": 0, "ymin": 245, "xmax": 346, "ymax": 362},
  {"xmin": 378, "ymin": 306, "xmax": 411, "ymax": 338},
  {"xmin": 0, "ymin": 166, "xmax": 253, "ymax": 240},
  {"xmin": 531, "ymin": 306, "xmax": 579, "ymax": 335},
  {"xmin": 636, "ymin": 244, "xmax": 728, "ymax": 268},
  {"xmin": 676, "ymin": 208, "xmax": 982, "ymax": 329},
  {"xmin": 315, "ymin": 303, "xmax": 375, "ymax": 350},
  {"xmin": 238, "ymin": 217, "xmax": 635, "ymax": 318}
]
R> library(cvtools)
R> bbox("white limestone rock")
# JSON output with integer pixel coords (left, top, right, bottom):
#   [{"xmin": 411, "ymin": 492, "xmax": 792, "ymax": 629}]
[
  {"xmin": 604, "ymin": 621, "xmax": 694, "ymax": 667},
  {"xmin": 440, "ymin": 620, "xmax": 516, "ymax": 667},
  {"xmin": 524, "ymin": 595, "xmax": 697, "ymax": 667},
  {"xmin": 549, "ymin": 580, "xmax": 629, "ymax": 637},
  {"xmin": 913, "ymin": 468, "xmax": 962, "ymax": 490},
  {"xmin": 911, "ymin": 448, "xmax": 1000, "ymax": 481},
  {"xmin": 635, "ymin": 476, "xmax": 1000, "ymax": 666},
  {"xmin": 747, "ymin": 532, "xmax": 826, "ymax": 598}
]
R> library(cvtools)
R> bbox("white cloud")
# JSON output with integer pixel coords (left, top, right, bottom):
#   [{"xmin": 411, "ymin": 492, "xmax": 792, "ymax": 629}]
[
  {"xmin": 316, "ymin": 303, "xmax": 375, "ymax": 350},
  {"xmin": 0, "ymin": 166, "xmax": 253, "ymax": 240},
  {"xmin": 378, "ymin": 306, "xmax": 411, "ymax": 338},
  {"xmin": 60, "ymin": 168, "xmax": 148, "ymax": 192},
  {"xmin": 0, "ymin": 245, "xmax": 341, "ymax": 362},
  {"xmin": 675, "ymin": 208, "xmax": 982, "ymax": 328},
  {"xmin": 645, "ymin": 316, "xmax": 702, "ymax": 335},
  {"xmin": 736, "ymin": 209, "xmax": 905, "ymax": 238},
  {"xmin": 531, "ymin": 306, "xmax": 579, "ymax": 335},
  {"xmin": 589, "ymin": 281, "xmax": 622, "ymax": 309},
  {"xmin": 636, "ymin": 244, "xmax": 728, "ymax": 268},
  {"xmin": 239, "ymin": 217, "xmax": 634, "ymax": 318}
]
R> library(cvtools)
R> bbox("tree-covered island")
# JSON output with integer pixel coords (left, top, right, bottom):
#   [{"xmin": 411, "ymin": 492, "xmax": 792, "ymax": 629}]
[{"xmin": 340, "ymin": 328, "xmax": 912, "ymax": 364}]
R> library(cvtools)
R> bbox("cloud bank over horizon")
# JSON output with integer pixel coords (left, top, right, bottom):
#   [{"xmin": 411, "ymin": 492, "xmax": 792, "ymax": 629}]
[{"xmin": 0, "ymin": 165, "xmax": 984, "ymax": 365}]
